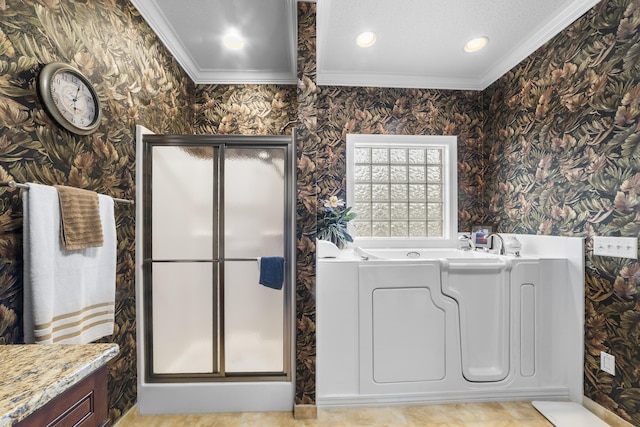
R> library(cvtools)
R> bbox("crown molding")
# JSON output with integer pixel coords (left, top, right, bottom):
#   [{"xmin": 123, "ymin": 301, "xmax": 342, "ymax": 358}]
[
  {"xmin": 190, "ymin": 70, "xmax": 296, "ymax": 85},
  {"xmin": 130, "ymin": 0, "xmax": 199, "ymax": 79},
  {"xmin": 317, "ymin": 71, "xmax": 484, "ymax": 91}
]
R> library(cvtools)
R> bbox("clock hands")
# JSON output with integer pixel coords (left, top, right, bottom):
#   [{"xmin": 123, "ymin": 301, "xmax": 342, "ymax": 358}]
[{"xmin": 72, "ymin": 86, "xmax": 80, "ymax": 114}]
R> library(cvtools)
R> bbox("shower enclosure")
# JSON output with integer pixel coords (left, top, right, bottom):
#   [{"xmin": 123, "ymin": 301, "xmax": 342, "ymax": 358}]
[{"xmin": 135, "ymin": 127, "xmax": 295, "ymax": 413}]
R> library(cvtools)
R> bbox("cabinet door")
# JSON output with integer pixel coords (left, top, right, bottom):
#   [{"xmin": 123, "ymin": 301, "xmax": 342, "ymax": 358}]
[{"xmin": 17, "ymin": 366, "xmax": 109, "ymax": 427}]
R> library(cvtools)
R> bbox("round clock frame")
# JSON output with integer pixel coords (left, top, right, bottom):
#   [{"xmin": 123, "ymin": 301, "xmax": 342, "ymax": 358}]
[{"xmin": 38, "ymin": 62, "xmax": 102, "ymax": 135}]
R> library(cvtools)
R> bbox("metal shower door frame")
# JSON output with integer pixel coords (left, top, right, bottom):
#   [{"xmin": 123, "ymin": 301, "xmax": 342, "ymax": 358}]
[{"xmin": 142, "ymin": 133, "xmax": 295, "ymax": 383}]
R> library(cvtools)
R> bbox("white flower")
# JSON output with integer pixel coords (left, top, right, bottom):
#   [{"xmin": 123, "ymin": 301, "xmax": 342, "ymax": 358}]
[{"xmin": 324, "ymin": 196, "xmax": 345, "ymax": 208}]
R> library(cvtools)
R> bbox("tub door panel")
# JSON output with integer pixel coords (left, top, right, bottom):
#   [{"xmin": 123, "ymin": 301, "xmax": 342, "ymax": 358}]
[
  {"xmin": 359, "ymin": 262, "xmax": 460, "ymax": 394},
  {"xmin": 441, "ymin": 261, "xmax": 511, "ymax": 382},
  {"xmin": 372, "ymin": 287, "xmax": 446, "ymax": 383}
]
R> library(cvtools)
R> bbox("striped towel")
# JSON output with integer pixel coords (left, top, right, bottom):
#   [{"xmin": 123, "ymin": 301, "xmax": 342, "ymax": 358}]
[
  {"xmin": 23, "ymin": 183, "xmax": 116, "ymax": 344},
  {"xmin": 53, "ymin": 185, "xmax": 103, "ymax": 250}
]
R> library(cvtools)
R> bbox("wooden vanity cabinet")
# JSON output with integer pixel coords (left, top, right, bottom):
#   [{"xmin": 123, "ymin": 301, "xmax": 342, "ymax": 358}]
[{"xmin": 16, "ymin": 366, "xmax": 110, "ymax": 427}]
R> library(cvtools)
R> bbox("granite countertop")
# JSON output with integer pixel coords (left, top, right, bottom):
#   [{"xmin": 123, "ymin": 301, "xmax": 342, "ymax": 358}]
[{"xmin": 0, "ymin": 343, "xmax": 119, "ymax": 426}]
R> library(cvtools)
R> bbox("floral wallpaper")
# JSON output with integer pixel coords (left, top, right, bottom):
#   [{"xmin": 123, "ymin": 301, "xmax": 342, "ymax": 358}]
[
  {"xmin": 0, "ymin": 0, "xmax": 193, "ymax": 423},
  {"xmin": 194, "ymin": 84, "xmax": 296, "ymax": 135},
  {"xmin": 295, "ymin": 2, "xmax": 320, "ymax": 404},
  {"xmin": 484, "ymin": 0, "xmax": 640, "ymax": 423}
]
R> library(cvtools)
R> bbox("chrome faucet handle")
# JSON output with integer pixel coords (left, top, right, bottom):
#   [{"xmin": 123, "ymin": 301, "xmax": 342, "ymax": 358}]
[
  {"xmin": 487, "ymin": 233, "xmax": 505, "ymax": 255},
  {"xmin": 458, "ymin": 234, "xmax": 475, "ymax": 251}
]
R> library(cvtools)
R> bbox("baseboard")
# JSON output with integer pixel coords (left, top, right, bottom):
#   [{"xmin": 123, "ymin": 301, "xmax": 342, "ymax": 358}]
[
  {"xmin": 318, "ymin": 387, "xmax": 569, "ymax": 408},
  {"xmin": 294, "ymin": 404, "xmax": 318, "ymax": 419},
  {"xmin": 583, "ymin": 396, "xmax": 635, "ymax": 427},
  {"xmin": 113, "ymin": 404, "xmax": 138, "ymax": 426}
]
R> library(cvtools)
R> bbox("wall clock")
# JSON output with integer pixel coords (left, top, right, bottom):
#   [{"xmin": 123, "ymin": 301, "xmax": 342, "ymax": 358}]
[{"xmin": 38, "ymin": 62, "xmax": 102, "ymax": 135}]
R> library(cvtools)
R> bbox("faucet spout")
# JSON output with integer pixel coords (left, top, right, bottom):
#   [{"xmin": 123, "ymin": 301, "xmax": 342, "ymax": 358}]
[{"xmin": 487, "ymin": 233, "xmax": 505, "ymax": 255}]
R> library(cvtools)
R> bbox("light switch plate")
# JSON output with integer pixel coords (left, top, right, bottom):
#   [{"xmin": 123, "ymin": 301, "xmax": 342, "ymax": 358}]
[
  {"xmin": 593, "ymin": 236, "xmax": 638, "ymax": 259},
  {"xmin": 601, "ymin": 351, "xmax": 615, "ymax": 376}
]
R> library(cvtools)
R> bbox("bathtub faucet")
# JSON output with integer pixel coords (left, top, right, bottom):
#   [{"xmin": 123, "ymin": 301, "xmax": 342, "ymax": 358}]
[
  {"xmin": 458, "ymin": 234, "xmax": 475, "ymax": 251},
  {"xmin": 487, "ymin": 233, "xmax": 505, "ymax": 255}
]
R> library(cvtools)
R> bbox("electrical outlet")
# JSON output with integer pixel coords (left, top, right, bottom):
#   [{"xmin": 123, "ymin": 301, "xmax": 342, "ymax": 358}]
[
  {"xmin": 601, "ymin": 351, "xmax": 615, "ymax": 376},
  {"xmin": 593, "ymin": 236, "xmax": 638, "ymax": 259}
]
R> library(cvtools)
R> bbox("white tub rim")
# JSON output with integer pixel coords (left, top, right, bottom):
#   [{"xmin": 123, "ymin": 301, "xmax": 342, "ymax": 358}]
[{"xmin": 351, "ymin": 246, "xmax": 514, "ymax": 261}]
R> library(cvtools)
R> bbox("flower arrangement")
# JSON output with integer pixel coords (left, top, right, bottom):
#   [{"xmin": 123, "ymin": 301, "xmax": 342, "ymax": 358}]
[{"xmin": 317, "ymin": 195, "xmax": 357, "ymax": 249}]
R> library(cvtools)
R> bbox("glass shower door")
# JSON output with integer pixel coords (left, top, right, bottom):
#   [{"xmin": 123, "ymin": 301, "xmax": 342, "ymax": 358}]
[
  {"xmin": 143, "ymin": 138, "xmax": 291, "ymax": 382},
  {"xmin": 148, "ymin": 145, "xmax": 220, "ymax": 377},
  {"xmin": 223, "ymin": 147, "xmax": 286, "ymax": 374}
]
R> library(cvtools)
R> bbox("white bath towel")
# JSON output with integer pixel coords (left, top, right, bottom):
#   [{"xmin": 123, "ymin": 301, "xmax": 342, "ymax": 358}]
[{"xmin": 23, "ymin": 183, "xmax": 116, "ymax": 344}]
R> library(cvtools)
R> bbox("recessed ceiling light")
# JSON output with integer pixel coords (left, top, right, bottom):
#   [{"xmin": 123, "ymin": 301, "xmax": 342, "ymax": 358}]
[
  {"xmin": 464, "ymin": 36, "xmax": 488, "ymax": 53},
  {"xmin": 223, "ymin": 32, "xmax": 244, "ymax": 50},
  {"xmin": 356, "ymin": 31, "xmax": 377, "ymax": 48}
]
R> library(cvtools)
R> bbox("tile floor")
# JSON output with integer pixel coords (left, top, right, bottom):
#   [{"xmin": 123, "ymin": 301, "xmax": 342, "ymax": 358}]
[{"xmin": 116, "ymin": 401, "xmax": 555, "ymax": 426}]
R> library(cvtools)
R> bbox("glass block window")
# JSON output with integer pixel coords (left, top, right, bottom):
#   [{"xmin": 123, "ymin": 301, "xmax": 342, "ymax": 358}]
[{"xmin": 347, "ymin": 135, "xmax": 457, "ymax": 245}]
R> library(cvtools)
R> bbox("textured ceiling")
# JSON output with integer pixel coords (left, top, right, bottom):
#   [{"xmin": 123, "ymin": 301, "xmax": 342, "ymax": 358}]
[
  {"xmin": 130, "ymin": 0, "xmax": 601, "ymax": 90},
  {"xmin": 130, "ymin": 0, "xmax": 297, "ymax": 84}
]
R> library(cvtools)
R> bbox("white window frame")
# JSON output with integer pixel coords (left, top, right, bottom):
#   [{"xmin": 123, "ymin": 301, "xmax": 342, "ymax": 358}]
[{"xmin": 346, "ymin": 134, "xmax": 458, "ymax": 248}]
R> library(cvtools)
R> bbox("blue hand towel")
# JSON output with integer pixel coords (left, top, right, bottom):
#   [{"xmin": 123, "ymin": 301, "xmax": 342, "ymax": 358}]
[{"xmin": 259, "ymin": 256, "xmax": 284, "ymax": 290}]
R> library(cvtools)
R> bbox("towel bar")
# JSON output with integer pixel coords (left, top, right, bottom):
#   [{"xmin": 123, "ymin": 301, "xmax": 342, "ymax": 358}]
[{"xmin": 0, "ymin": 181, "xmax": 134, "ymax": 205}]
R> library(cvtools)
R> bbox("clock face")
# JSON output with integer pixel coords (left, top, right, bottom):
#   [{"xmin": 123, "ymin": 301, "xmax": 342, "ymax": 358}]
[
  {"xmin": 50, "ymin": 71, "xmax": 98, "ymax": 129},
  {"xmin": 38, "ymin": 63, "xmax": 102, "ymax": 135}
]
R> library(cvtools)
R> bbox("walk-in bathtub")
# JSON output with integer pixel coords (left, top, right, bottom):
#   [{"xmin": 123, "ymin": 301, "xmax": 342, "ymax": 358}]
[{"xmin": 316, "ymin": 239, "xmax": 582, "ymax": 407}]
